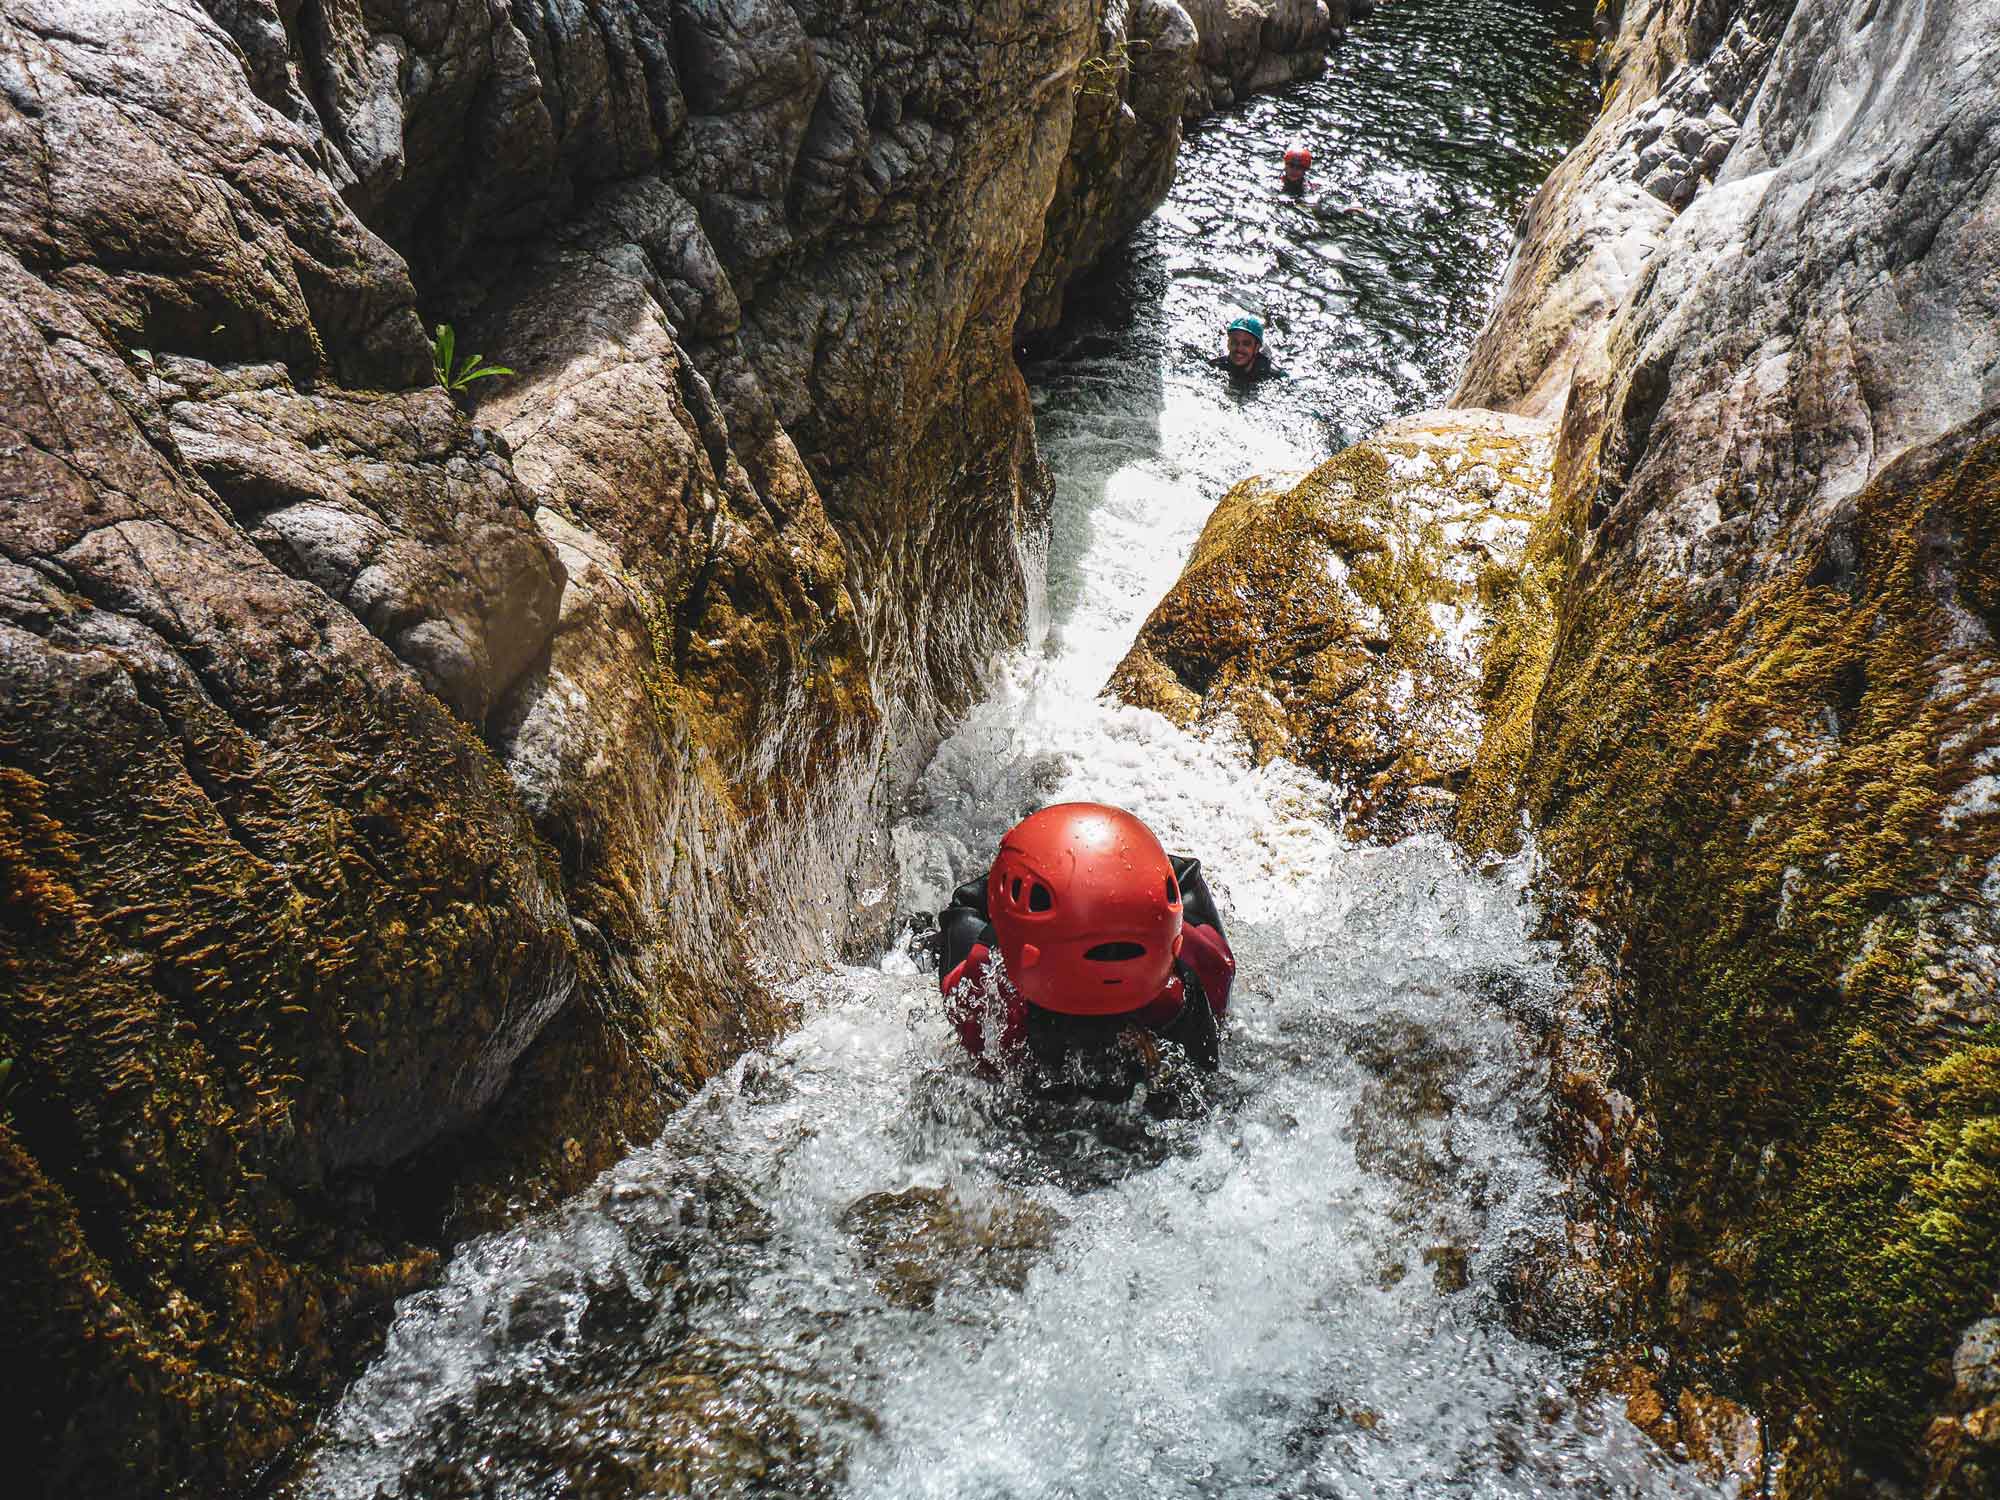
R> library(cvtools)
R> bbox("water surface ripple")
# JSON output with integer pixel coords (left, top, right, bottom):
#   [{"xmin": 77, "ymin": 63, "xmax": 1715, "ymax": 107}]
[{"xmin": 302, "ymin": 6, "xmax": 1729, "ymax": 1496}]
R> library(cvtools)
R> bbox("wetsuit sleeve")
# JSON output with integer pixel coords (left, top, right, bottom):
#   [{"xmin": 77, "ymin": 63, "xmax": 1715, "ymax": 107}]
[
  {"xmin": 1158, "ymin": 963, "xmax": 1221, "ymax": 1071},
  {"xmin": 1172, "ymin": 857, "xmax": 1226, "ymax": 942},
  {"xmin": 1171, "ymin": 856, "xmax": 1235, "ymax": 1015},
  {"xmin": 938, "ymin": 875, "xmax": 992, "ymax": 990}
]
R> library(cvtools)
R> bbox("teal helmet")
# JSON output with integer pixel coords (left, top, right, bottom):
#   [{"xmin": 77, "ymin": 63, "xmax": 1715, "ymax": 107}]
[{"xmin": 1225, "ymin": 314, "xmax": 1265, "ymax": 345}]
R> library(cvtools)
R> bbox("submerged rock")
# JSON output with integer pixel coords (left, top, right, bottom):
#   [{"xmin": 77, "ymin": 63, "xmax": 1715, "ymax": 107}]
[
  {"xmin": 839, "ymin": 1185, "xmax": 1067, "ymax": 1311},
  {"xmin": 1585, "ymin": 1359, "xmax": 1764, "ymax": 1499},
  {"xmin": 1108, "ymin": 408, "xmax": 1552, "ymax": 840}
]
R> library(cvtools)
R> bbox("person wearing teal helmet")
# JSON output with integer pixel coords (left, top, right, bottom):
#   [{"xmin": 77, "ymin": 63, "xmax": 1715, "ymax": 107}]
[{"xmin": 1214, "ymin": 314, "xmax": 1283, "ymax": 382}]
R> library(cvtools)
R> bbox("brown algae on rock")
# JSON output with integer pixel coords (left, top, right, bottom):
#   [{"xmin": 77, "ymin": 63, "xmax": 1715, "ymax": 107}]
[{"xmin": 840, "ymin": 1185, "xmax": 1067, "ymax": 1311}]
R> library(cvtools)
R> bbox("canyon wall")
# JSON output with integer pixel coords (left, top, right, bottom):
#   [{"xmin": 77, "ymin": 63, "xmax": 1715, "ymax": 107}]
[
  {"xmin": 1180, "ymin": 0, "xmax": 1344, "ymax": 117},
  {"xmin": 1454, "ymin": 0, "xmax": 2000, "ymax": 1492}
]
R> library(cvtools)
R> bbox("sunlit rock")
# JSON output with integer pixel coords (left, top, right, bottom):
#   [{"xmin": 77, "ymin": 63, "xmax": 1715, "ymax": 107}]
[
  {"xmin": 1452, "ymin": 0, "xmax": 2000, "ymax": 1487},
  {"xmin": 1453, "ymin": 4, "xmax": 1785, "ymax": 419},
  {"xmin": 1180, "ymin": 0, "xmax": 1344, "ymax": 118},
  {"xmin": 1107, "ymin": 408, "xmax": 1553, "ymax": 840},
  {"xmin": 1021, "ymin": 0, "xmax": 1201, "ymax": 334}
]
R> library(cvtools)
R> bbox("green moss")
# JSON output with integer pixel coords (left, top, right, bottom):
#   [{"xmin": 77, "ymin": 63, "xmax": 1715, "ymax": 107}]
[
  {"xmin": 1497, "ymin": 417, "xmax": 2000, "ymax": 1473},
  {"xmin": 2, "ymin": 616, "xmax": 560, "ymax": 1494},
  {"xmin": 1455, "ymin": 538, "xmax": 1563, "ymax": 852},
  {"xmin": 1757, "ymin": 1039, "xmax": 2000, "ymax": 1461},
  {"xmin": 1113, "ymin": 426, "xmax": 1551, "ymax": 836}
]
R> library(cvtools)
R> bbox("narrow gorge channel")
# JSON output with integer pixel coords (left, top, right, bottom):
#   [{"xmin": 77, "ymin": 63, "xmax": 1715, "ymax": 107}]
[{"xmin": 294, "ymin": 6, "xmax": 1719, "ymax": 1495}]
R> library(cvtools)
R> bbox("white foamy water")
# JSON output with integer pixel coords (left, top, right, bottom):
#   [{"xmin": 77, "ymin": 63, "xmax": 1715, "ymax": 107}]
[{"xmin": 303, "ymin": 9, "xmax": 1725, "ymax": 1494}]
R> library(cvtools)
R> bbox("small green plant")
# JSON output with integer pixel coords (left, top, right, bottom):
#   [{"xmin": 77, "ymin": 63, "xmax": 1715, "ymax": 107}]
[
  {"xmin": 430, "ymin": 323, "xmax": 514, "ymax": 393},
  {"xmin": 1075, "ymin": 37, "xmax": 1149, "ymax": 103}
]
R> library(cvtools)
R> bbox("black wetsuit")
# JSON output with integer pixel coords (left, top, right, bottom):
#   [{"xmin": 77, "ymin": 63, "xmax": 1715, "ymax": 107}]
[{"xmin": 1212, "ymin": 351, "xmax": 1284, "ymax": 382}]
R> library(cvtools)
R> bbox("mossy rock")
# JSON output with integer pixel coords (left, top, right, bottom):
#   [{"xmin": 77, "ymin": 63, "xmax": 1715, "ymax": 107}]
[
  {"xmin": 1492, "ymin": 407, "xmax": 2000, "ymax": 1484},
  {"xmin": 1108, "ymin": 408, "xmax": 1554, "ymax": 840}
]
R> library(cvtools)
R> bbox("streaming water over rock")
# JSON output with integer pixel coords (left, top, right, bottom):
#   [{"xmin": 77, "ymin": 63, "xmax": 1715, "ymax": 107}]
[{"xmin": 300, "ymin": 5, "xmax": 1727, "ymax": 1495}]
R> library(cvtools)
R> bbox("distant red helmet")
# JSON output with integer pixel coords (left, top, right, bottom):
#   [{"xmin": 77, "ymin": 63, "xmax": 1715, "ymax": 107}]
[
  {"xmin": 986, "ymin": 803, "xmax": 1185, "ymax": 1017},
  {"xmin": 1283, "ymin": 143, "xmax": 1313, "ymax": 170}
]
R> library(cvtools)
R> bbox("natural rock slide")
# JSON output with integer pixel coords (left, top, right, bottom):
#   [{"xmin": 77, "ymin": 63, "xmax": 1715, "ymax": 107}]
[
  {"xmin": 3, "ymin": 0, "xmax": 1996, "ymax": 1495},
  {"xmin": 0, "ymin": 0, "xmax": 1339, "ymax": 1492},
  {"xmin": 1124, "ymin": 0, "xmax": 2000, "ymax": 1491}
]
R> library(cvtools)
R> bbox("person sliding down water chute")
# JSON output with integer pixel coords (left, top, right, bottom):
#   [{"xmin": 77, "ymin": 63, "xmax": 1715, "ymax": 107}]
[
  {"xmin": 1214, "ymin": 314, "xmax": 1284, "ymax": 383},
  {"xmin": 938, "ymin": 803, "xmax": 1235, "ymax": 1115}
]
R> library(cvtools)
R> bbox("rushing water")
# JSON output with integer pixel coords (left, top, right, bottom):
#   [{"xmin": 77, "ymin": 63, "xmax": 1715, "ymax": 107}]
[{"xmin": 302, "ymin": 5, "xmax": 1729, "ymax": 1497}]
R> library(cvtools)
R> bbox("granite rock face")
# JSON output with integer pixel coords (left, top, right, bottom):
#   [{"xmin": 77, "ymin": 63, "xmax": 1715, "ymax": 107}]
[
  {"xmin": 1453, "ymin": 0, "xmax": 1791, "ymax": 419},
  {"xmin": 1453, "ymin": 1, "xmax": 2000, "ymax": 1490},
  {"xmin": 1180, "ymin": 0, "xmax": 1343, "ymax": 118},
  {"xmin": 0, "ymin": 0, "xmax": 1193, "ymax": 1493},
  {"xmin": 1021, "ymin": 0, "xmax": 1201, "ymax": 334},
  {"xmin": 0, "ymin": 244, "xmax": 574, "ymax": 1490},
  {"xmin": 1108, "ymin": 408, "xmax": 1553, "ymax": 840},
  {"xmin": 1022, "ymin": 0, "xmax": 1348, "ymax": 332}
]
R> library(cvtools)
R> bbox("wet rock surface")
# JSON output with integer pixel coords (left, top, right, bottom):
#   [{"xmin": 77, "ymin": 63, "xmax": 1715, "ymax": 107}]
[
  {"xmin": 0, "ymin": 248, "xmax": 576, "ymax": 1488},
  {"xmin": 1108, "ymin": 408, "xmax": 1552, "ymax": 839},
  {"xmin": 1453, "ymin": 1, "xmax": 1789, "ymax": 418},
  {"xmin": 839, "ymin": 1185, "xmax": 1066, "ymax": 1310},
  {"xmin": 1180, "ymin": 0, "xmax": 1343, "ymax": 118},
  {"xmin": 1020, "ymin": 0, "xmax": 1200, "ymax": 334},
  {"xmin": 1452, "ymin": 0, "xmax": 2000, "ymax": 1490}
]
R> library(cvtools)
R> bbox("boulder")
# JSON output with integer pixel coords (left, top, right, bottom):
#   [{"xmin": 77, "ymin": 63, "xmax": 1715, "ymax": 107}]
[
  {"xmin": 0, "ymin": 247, "xmax": 575, "ymax": 1492},
  {"xmin": 1108, "ymin": 408, "xmax": 1553, "ymax": 840},
  {"xmin": 1179, "ymin": 0, "xmax": 1343, "ymax": 119}
]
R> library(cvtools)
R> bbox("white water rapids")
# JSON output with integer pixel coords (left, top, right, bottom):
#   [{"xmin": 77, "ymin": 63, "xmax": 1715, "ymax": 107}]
[{"xmin": 301, "ymin": 7, "xmax": 1731, "ymax": 1495}]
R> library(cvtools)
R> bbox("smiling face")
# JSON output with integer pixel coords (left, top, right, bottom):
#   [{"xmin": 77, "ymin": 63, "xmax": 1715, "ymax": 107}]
[{"xmin": 1227, "ymin": 329, "xmax": 1260, "ymax": 368}]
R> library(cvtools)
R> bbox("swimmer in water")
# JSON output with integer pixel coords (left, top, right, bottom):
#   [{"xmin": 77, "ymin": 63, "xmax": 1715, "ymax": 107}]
[
  {"xmin": 1282, "ymin": 140, "xmax": 1313, "ymax": 193},
  {"xmin": 1212, "ymin": 314, "xmax": 1284, "ymax": 382},
  {"xmin": 938, "ymin": 802, "xmax": 1235, "ymax": 1115}
]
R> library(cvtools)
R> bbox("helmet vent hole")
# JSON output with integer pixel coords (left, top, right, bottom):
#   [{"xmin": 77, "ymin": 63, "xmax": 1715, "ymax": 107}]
[
  {"xmin": 1084, "ymin": 941, "xmax": 1145, "ymax": 962},
  {"xmin": 1165, "ymin": 876, "xmax": 1179, "ymax": 904},
  {"xmin": 1009, "ymin": 877, "xmax": 1022, "ymax": 902},
  {"xmin": 1028, "ymin": 882, "xmax": 1052, "ymax": 912}
]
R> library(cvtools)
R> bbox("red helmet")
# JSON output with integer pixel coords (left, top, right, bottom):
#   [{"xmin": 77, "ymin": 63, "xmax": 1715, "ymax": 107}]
[
  {"xmin": 1283, "ymin": 143, "xmax": 1313, "ymax": 169},
  {"xmin": 986, "ymin": 803, "xmax": 1185, "ymax": 1017}
]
